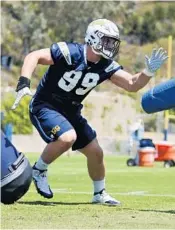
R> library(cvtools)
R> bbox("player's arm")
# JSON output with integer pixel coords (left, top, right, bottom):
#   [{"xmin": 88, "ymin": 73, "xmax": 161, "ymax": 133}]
[
  {"xmin": 21, "ymin": 48, "xmax": 54, "ymax": 79},
  {"xmin": 11, "ymin": 48, "xmax": 53, "ymax": 110},
  {"xmin": 110, "ymin": 47, "xmax": 168, "ymax": 92},
  {"xmin": 110, "ymin": 70, "xmax": 151, "ymax": 92}
]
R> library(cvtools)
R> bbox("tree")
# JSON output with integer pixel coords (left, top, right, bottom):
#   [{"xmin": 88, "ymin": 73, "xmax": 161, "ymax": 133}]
[
  {"xmin": 154, "ymin": 5, "xmax": 165, "ymax": 21},
  {"xmin": 1, "ymin": 93, "xmax": 33, "ymax": 134},
  {"xmin": 2, "ymin": 2, "xmax": 49, "ymax": 62},
  {"xmin": 139, "ymin": 12, "xmax": 157, "ymax": 45}
]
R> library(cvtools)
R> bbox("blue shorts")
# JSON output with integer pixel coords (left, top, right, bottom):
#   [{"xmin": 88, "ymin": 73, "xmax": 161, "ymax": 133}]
[{"xmin": 29, "ymin": 101, "xmax": 96, "ymax": 151}]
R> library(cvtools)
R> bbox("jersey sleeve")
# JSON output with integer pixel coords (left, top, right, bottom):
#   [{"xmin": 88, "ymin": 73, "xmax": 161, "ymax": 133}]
[
  {"xmin": 50, "ymin": 42, "xmax": 72, "ymax": 65},
  {"xmin": 104, "ymin": 60, "xmax": 123, "ymax": 79}
]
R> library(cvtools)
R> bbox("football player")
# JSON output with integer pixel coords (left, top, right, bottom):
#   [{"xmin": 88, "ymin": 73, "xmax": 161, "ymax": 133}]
[{"xmin": 12, "ymin": 19, "xmax": 168, "ymax": 205}]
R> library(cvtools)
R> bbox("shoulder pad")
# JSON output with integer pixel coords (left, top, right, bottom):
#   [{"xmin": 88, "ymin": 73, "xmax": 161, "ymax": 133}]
[
  {"xmin": 105, "ymin": 61, "xmax": 120, "ymax": 73},
  {"xmin": 57, "ymin": 42, "xmax": 72, "ymax": 65}
]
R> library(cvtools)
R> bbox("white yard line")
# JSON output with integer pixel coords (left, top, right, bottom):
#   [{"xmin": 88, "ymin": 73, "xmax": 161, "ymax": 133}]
[{"xmin": 28, "ymin": 189, "xmax": 175, "ymax": 197}]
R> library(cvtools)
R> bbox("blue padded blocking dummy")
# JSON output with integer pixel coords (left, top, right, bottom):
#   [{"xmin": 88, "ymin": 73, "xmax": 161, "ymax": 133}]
[
  {"xmin": 1, "ymin": 131, "xmax": 32, "ymax": 204},
  {"xmin": 1, "ymin": 131, "xmax": 20, "ymax": 179},
  {"xmin": 141, "ymin": 78, "xmax": 175, "ymax": 114}
]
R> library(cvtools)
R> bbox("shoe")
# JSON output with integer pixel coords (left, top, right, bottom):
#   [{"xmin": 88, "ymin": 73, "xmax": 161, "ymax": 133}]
[
  {"xmin": 32, "ymin": 164, "xmax": 53, "ymax": 199},
  {"xmin": 92, "ymin": 189, "xmax": 121, "ymax": 206}
]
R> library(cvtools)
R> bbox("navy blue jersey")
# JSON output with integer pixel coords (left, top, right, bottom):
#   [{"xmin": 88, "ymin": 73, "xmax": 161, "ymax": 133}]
[{"xmin": 32, "ymin": 42, "xmax": 122, "ymax": 111}]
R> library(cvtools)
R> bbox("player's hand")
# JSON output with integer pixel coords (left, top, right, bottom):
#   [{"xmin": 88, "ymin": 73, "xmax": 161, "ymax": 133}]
[
  {"xmin": 11, "ymin": 76, "xmax": 32, "ymax": 110},
  {"xmin": 143, "ymin": 47, "xmax": 168, "ymax": 77}
]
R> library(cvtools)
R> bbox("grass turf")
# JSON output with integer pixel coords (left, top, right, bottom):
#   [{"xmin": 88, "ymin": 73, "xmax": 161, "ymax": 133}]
[{"xmin": 1, "ymin": 153, "xmax": 175, "ymax": 229}]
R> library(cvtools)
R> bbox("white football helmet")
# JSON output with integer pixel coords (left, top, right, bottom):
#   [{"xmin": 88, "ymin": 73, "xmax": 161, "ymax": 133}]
[{"xmin": 85, "ymin": 19, "xmax": 121, "ymax": 59}]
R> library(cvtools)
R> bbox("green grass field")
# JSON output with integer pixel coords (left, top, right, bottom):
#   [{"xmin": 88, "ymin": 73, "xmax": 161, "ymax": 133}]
[{"xmin": 1, "ymin": 153, "xmax": 175, "ymax": 229}]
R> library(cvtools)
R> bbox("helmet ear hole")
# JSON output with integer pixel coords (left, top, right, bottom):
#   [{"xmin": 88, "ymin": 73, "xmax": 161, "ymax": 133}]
[{"xmin": 87, "ymin": 39, "xmax": 92, "ymax": 45}]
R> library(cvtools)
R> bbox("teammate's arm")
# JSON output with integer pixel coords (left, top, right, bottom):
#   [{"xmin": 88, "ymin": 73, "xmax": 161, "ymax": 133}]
[
  {"xmin": 110, "ymin": 47, "xmax": 168, "ymax": 92},
  {"xmin": 11, "ymin": 48, "xmax": 53, "ymax": 110}
]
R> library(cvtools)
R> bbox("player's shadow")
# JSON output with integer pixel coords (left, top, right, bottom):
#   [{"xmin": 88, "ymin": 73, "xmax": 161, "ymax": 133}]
[
  {"xmin": 140, "ymin": 209, "xmax": 175, "ymax": 215},
  {"xmin": 18, "ymin": 201, "xmax": 92, "ymax": 206},
  {"xmin": 18, "ymin": 201, "xmax": 121, "ymax": 207}
]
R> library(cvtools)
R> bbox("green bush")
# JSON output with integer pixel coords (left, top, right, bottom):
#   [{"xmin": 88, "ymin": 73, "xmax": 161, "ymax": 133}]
[
  {"xmin": 169, "ymin": 109, "xmax": 175, "ymax": 124},
  {"xmin": 144, "ymin": 115, "xmax": 157, "ymax": 132},
  {"xmin": 82, "ymin": 101, "xmax": 94, "ymax": 120},
  {"xmin": 101, "ymin": 105, "xmax": 112, "ymax": 119},
  {"xmin": 1, "ymin": 93, "xmax": 33, "ymax": 134},
  {"xmin": 114, "ymin": 124, "xmax": 123, "ymax": 134}
]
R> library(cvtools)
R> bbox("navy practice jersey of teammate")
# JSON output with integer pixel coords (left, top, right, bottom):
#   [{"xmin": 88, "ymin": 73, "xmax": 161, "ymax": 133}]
[{"xmin": 30, "ymin": 42, "xmax": 122, "ymax": 113}]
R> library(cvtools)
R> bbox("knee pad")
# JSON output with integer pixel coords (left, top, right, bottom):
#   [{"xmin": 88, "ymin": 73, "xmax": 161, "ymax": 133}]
[{"xmin": 1, "ymin": 131, "xmax": 32, "ymax": 204}]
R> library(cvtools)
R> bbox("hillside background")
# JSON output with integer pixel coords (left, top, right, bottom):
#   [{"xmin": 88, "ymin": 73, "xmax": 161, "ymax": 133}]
[{"xmin": 1, "ymin": 1, "xmax": 175, "ymax": 153}]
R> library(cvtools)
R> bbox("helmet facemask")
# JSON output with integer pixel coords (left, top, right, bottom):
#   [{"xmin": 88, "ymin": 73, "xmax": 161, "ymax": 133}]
[{"xmin": 92, "ymin": 32, "xmax": 120, "ymax": 59}]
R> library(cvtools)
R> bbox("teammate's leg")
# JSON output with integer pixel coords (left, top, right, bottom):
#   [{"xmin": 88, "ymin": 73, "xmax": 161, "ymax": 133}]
[
  {"xmin": 79, "ymin": 138, "xmax": 121, "ymax": 206},
  {"xmin": 30, "ymin": 106, "xmax": 77, "ymax": 198}
]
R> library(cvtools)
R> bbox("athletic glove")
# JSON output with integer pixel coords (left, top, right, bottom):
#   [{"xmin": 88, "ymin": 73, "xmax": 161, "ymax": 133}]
[
  {"xmin": 11, "ymin": 76, "xmax": 32, "ymax": 110},
  {"xmin": 143, "ymin": 47, "xmax": 168, "ymax": 77}
]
